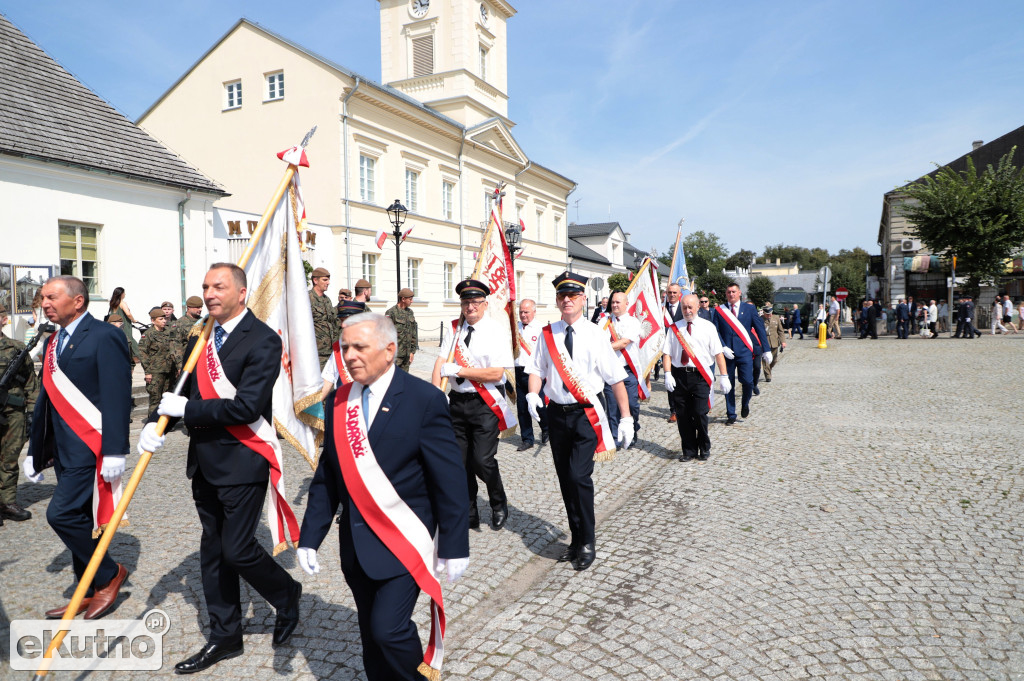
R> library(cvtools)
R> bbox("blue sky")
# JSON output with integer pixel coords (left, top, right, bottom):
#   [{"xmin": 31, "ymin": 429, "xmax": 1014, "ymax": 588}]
[{"xmin": 6, "ymin": 1, "xmax": 1024, "ymax": 258}]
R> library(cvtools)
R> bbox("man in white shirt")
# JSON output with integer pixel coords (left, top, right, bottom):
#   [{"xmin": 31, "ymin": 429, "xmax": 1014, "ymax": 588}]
[
  {"xmin": 514, "ymin": 299, "xmax": 547, "ymax": 450},
  {"xmin": 602, "ymin": 291, "xmax": 642, "ymax": 445},
  {"xmin": 525, "ymin": 272, "xmax": 633, "ymax": 571},
  {"xmin": 663, "ymin": 294, "xmax": 729, "ymax": 461},
  {"xmin": 928, "ymin": 300, "xmax": 939, "ymax": 339},
  {"xmin": 827, "ymin": 296, "xmax": 842, "ymax": 339},
  {"xmin": 433, "ymin": 279, "xmax": 515, "ymax": 531},
  {"xmin": 663, "ymin": 284, "xmax": 684, "ymax": 422}
]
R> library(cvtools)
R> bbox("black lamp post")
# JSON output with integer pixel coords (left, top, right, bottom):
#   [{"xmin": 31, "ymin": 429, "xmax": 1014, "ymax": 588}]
[
  {"xmin": 505, "ymin": 220, "xmax": 522, "ymax": 262},
  {"xmin": 385, "ymin": 199, "xmax": 408, "ymax": 301},
  {"xmin": 633, "ymin": 252, "xmax": 646, "ymax": 271}
]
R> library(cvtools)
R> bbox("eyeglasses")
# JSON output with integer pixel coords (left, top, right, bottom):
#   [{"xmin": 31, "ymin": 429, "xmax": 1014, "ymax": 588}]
[
  {"xmin": 699, "ymin": 300, "xmax": 709, "ymax": 304},
  {"xmin": 460, "ymin": 299, "xmax": 485, "ymax": 308},
  {"xmin": 556, "ymin": 292, "xmax": 583, "ymax": 300}
]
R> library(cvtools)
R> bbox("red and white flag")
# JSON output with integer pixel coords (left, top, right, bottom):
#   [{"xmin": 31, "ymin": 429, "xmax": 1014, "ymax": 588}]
[
  {"xmin": 374, "ymin": 229, "xmax": 388, "ymax": 249},
  {"xmin": 472, "ymin": 183, "xmax": 517, "ymax": 354},
  {"xmin": 621, "ymin": 257, "xmax": 666, "ymax": 383},
  {"xmin": 401, "ymin": 225, "xmax": 414, "ymax": 243},
  {"xmin": 276, "ymin": 145, "xmax": 310, "ymax": 168}
]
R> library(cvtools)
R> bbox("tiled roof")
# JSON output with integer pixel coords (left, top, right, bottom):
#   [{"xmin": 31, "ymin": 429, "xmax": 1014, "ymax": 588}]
[
  {"xmin": 0, "ymin": 13, "xmax": 224, "ymax": 195},
  {"xmin": 568, "ymin": 222, "xmax": 621, "ymax": 238},
  {"xmin": 568, "ymin": 238, "xmax": 610, "ymax": 265},
  {"xmin": 899, "ymin": 123, "xmax": 1024, "ymax": 190}
]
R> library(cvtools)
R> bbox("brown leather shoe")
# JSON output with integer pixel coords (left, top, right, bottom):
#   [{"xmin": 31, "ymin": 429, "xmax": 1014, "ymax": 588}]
[
  {"xmin": 667, "ymin": 413, "xmax": 676, "ymax": 423},
  {"xmin": 46, "ymin": 598, "xmax": 93, "ymax": 619},
  {"xmin": 84, "ymin": 564, "xmax": 128, "ymax": 620}
]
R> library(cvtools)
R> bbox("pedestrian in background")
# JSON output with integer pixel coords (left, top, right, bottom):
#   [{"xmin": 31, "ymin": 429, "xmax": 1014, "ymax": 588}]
[
  {"xmin": 928, "ymin": 300, "xmax": 939, "ymax": 338},
  {"xmin": 0, "ymin": 303, "xmax": 39, "ymax": 523},
  {"xmin": 788, "ymin": 303, "xmax": 803, "ymax": 339},
  {"xmin": 761, "ymin": 305, "xmax": 786, "ymax": 381},
  {"xmin": 138, "ymin": 307, "xmax": 175, "ymax": 413},
  {"xmin": 384, "ymin": 288, "xmax": 418, "ymax": 371},
  {"xmin": 106, "ymin": 286, "xmax": 139, "ymax": 364},
  {"xmin": 309, "ymin": 267, "xmax": 340, "ymax": 370}
]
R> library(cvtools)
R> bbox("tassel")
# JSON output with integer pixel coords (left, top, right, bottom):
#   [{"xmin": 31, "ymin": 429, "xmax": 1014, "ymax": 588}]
[
  {"xmin": 593, "ymin": 448, "xmax": 616, "ymax": 463},
  {"xmin": 418, "ymin": 662, "xmax": 441, "ymax": 681}
]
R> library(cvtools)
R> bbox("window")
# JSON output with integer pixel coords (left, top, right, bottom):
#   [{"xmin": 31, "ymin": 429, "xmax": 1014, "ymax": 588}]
[
  {"xmin": 362, "ymin": 253, "xmax": 377, "ymax": 292},
  {"xmin": 516, "ymin": 204, "xmax": 523, "ymax": 230},
  {"xmin": 412, "ymin": 35, "xmax": 434, "ymax": 77},
  {"xmin": 485, "ymin": 191, "xmax": 496, "ymax": 221},
  {"xmin": 444, "ymin": 262, "xmax": 456, "ymax": 299},
  {"xmin": 407, "ymin": 258, "xmax": 421, "ymax": 296},
  {"xmin": 359, "ymin": 155, "xmax": 376, "ymax": 203},
  {"xmin": 266, "ymin": 72, "xmax": 284, "ymax": 101},
  {"xmin": 224, "ymin": 80, "xmax": 242, "ymax": 109},
  {"xmin": 479, "ymin": 46, "xmax": 488, "ymax": 80},
  {"xmin": 59, "ymin": 223, "xmax": 99, "ymax": 295},
  {"xmin": 536, "ymin": 273, "xmax": 544, "ymax": 305},
  {"xmin": 405, "ymin": 169, "xmax": 419, "ymax": 212},
  {"xmin": 516, "ymin": 271, "xmax": 524, "ymax": 299},
  {"xmin": 536, "ymin": 210, "xmax": 544, "ymax": 236},
  {"xmin": 442, "ymin": 181, "xmax": 455, "ymax": 220},
  {"xmin": 554, "ymin": 216, "xmax": 561, "ymax": 243}
]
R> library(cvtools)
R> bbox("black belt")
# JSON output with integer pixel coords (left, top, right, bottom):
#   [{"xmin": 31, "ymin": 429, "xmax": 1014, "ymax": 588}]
[
  {"xmin": 676, "ymin": 366, "xmax": 700, "ymax": 372},
  {"xmin": 450, "ymin": 386, "xmax": 505, "ymax": 401},
  {"xmin": 548, "ymin": 402, "xmax": 593, "ymax": 412}
]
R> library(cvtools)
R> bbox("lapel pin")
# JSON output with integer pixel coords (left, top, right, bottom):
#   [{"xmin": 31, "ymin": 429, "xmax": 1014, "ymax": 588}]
[{"xmin": 381, "ymin": 406, "xmax": 390, "ymax": 412}]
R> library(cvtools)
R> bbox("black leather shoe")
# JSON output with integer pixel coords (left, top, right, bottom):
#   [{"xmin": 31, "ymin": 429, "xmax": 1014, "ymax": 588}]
[
  {"xmin": 273, "ymin": 580, "xmax": 301, "ymax": 645},
  {"xmin": 556, "ymin": 545, "xmax": 578, "ymax": 562},
  {"xmin": 174, "ymin": 641, "xmax": 244, "ymax": 674},
  {"xmin": 697, "ymin": 450, "xmax": 710, "ymax": 461},
  {"xmin": 725, "ymin": 417, "xmax": 737, "ymax": 425},
  {"xmin": 516, "ymin": 441, "xmax": 533, "ymax": 451},
  {"xmin": 0, "ymin": 502, "xmax": 31, "ymax": 521},
  {"xmin": 573, "ymin": 544, "xmax": 596, "ymax": 571},
  {"xmin": 540, "ymin": 433, "xmax": 549, "ymax": 445},
  {"xmin": 752, "ymin": 387, "xmax": 760, "ymax": 396},
  {"xmin": 679, "ymin": 452, "xmax": 695, "ymax": 461},
  {"xmin": 741, "ymin": 405, "xmax": 750, "ymax": 418},
  {"xmin": 490, "ymin": 508, "xmax": 507, "ymax": 530},
  {"xmin": 468, "ymin": 515, "xmax": 480, "ymax": 530}
]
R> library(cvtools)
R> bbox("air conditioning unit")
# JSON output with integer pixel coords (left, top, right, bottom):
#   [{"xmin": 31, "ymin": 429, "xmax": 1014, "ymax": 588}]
[{"xmin": 900, "ymin": 239, "xmax": 920, "ymax": 252}]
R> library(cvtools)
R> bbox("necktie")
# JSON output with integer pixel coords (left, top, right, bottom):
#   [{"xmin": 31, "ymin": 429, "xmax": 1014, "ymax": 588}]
[
  {"xmin": 361, "ymin": 386, "xmax": 371, "ymax": 428},
  {"xmin": 456, "ymin": 326, "xmax": 473, "ymax": 385},
  {"xmin": 214, "ymin": 326, "xmax": 226, "ymax": 352},
  {"xmin": 56, "ymin": 328, "xmax": 69, "ymax": 359},
  {"xmin": 562, "ymin": 325, "xmax": 574, "ymax": 392},
  {"xmin": 733, "ymin": 304, "xmax": 738, "ymax": 316},
  {"xmin": 680, "ymin": 322, "xmax": 691, "ymax": 365}
]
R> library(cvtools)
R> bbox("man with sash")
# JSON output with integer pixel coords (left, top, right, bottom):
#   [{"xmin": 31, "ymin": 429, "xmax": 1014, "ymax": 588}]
[
  {"xmin": 321, "ymin": 300, "xmax": 367, "ymax": 399},
  {"xmin": 603, "ymin": 291, "xmax": 642, "ymax": 447},
  {"xmin": 712, "ymin": 282, "xmax": 770, "ymax": 425},
  {"xmin": 25, "ymin": 275, "xmax": 131, "ymax": 619},
  {"xmin": 297, "ymin": 312, "xmax": 469, "ymax": 681},
  {"xmin": 432, "ymin": 279, "xmax": 515, "ymax": 531},
  {"xmin": 515, "ymin": 298, "xmax": 548, "ymax": 451},
  {"xmin": 525, "ymin": 272, "xmax": 634, "ymax": 571},
  {"xmin": 663, "ymin": 284, "xmax": 685, "ymax": 422},
  {"xmin": 662, "ymin": 294, "xmax": 729, "ymax": 461},
  {"xmin": 138, "ymin": 263, "xmax": 302, "ymax": 673}
]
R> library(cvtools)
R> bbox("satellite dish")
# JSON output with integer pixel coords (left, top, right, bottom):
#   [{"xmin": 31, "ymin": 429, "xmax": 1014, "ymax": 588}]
[{"xmin": 590, "ymin": 277, "xmax": 605, "ymax": 291}]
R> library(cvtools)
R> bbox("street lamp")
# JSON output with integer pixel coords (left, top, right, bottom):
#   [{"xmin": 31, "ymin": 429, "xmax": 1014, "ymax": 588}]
[
  {"xmin": 505, "ymin": 221, "xmax": 522, "ymax": 262},
  {"xmin": 385, "ymin": 199, "xmax": 408, "ymax": 301}
]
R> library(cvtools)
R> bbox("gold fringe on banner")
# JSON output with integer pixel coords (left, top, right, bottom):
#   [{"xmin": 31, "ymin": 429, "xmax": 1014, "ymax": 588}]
[
  {"xmin": 417, "ymin": 662, "xmax": 441, "ymax": 681},
  {"xmin": 594, "ymin": 448, "xmax": 617, "ymax": 463}
]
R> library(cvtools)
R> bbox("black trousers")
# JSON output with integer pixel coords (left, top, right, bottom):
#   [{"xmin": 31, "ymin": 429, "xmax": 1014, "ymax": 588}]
[
  {"xmin": 192, "ymin": 470, "xmax": 295, "ymax": 644},
  {"xmin": 449, "ymin": 392, "xmax": 506, "ymax": 517},
  {"xmin": 47, "ymin": 459, "xmax": 119, "ymax": 593},
  {"xmin": 342, "ymin": 549, "xmax": 425, "ymax": 681},
  {"xmin": 514, "ymin": 367, "xmax": 547, "ymax": 444},
  {"xmin": 669, "ymin": 367, "xmax": 711, "ymax": 458},
  {"xmin": 547, "ymin": 404, "xmax": 598, "ymax": 547}
]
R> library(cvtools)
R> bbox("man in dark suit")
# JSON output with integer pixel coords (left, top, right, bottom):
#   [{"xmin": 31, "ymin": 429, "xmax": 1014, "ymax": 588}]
[
  {"xmin": 26, "ymin": 275, "xmax": 131, "ymax": 620},
  {"xmin": 140, "ymin": 263, "xmax": 302, "ymax": 674},
  {"xmin": 895, "ymin": 298, "xmax": 910, "ymax": 339},
  {"xmin": 712, "ymin": 283, "xmax": 770, "ymax": 424},
  {"xmin": 297, "ymin": 312, "xmax": 469, "ymax": 681},
  {"xmin": 663, "ymin": 284, "xmax": 685, "ymax": 421},
  {"xmin": 590, "ymin": 296, "xmax": 609, "ymax": 323}
]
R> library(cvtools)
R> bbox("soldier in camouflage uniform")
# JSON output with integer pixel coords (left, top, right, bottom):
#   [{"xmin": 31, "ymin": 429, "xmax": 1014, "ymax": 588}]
[
  {"xmin": 385, "ymin": 288, "xmax": 418, "ymax": 371},
  {"xmin": 139, "ymin": 307, "xmax": 175, "ymax": 413},
  {"xmin": 167, "ymin": 295, "xmax": 204, "ymax": 371},
  {"xmin": 0, "ymin": 304, "xmax": 40, "ymax": 523},
  {"xmin": 310, "ymin": 267, "xmax": 340, "ymax": 370}
]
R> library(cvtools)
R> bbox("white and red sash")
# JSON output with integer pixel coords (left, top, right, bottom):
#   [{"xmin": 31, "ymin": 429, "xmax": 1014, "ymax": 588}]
[
  {"xmin": 517, "ymin": 329, "xmax": 533, "ymax": 357},
  {"xmin": 42, "ymin": 337, "xmax": 124, "ymax": 537},
  {"xmin": 541, "ymin": 325, "xmax": 616, "ymax": 461},
  {"xmin": 668, "ymin": 320, "xmax": 716, "ymax": 409},
  {"xmin": 450, "ymin": 321, "xmax": 517, "ymax": 434},
  {"xmin": 331, "ymin": 340, "xmax": 353, "ymax": 385},
  {"xmin": 716, "ymin": 304, "xmax": 753, "ymax": 353},
  {"xmin": 607, "ymin": 319, "xmax": 649, "ymax": 400},
  {"xmin": 333, "ymin": 383, "xmax": 447, "ymax": 680},
  {"xmin": 196, "ymin": 340, "xmax": 299, "ymax": 555}
]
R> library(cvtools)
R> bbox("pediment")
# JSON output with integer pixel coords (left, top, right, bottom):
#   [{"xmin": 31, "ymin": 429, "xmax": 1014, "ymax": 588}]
[{"xmin": 467, "ymin": 119, "xmax": 526, "ymax": 164}]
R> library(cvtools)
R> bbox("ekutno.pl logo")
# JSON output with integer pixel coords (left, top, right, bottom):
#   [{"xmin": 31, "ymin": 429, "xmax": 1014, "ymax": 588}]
[{"xmin": 9, "ymin": 609, "xmax": 170, "ymax": 671}]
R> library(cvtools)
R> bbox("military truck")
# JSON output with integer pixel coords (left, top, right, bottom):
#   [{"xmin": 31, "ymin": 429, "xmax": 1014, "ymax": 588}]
[{"xmin": 772, "ymin": 287, "xmax": 813, "ymax": 334}]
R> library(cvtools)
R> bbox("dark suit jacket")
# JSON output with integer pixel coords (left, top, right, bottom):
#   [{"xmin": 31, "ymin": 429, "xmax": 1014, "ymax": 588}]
[
  {"xmin": 665, "ymin": 301, "xmax": 684, "ymax": 323},
  {"xmin": 712, "ymin": 302, "xmax": 769, "ymax": 359},
  {"xmin": 150, "ymin": 309, "xmax": 281, "ymax": 486},
  {"xmin": 697, "ymin": 308, "xmax": 712, "ymax": 321},
  {"xmin": 590, "ymin": 305, "xmax": 606, "ymax": 323},
  {"xmin": 299, "ymin": 368, "xmax": 470, "ymax": 580},
  {"xmin": 895, "ymin": 303, "xmax": 909, "ymax": 321},
  {"xmin": 30, "ymin": 312, "xmax": 131, "ymax": 471}
]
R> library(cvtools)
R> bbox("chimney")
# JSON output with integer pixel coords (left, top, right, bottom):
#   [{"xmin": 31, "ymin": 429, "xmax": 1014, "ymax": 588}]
[
  {"xmin": 624, "ymin": 232, "xmax": 631, "ymax": 242},
  {"xmin": 972, "ymin": 140, "xmax": 984, "ymax": 150}
]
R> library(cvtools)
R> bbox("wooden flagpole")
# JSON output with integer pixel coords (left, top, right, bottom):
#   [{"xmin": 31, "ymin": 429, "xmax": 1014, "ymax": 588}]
[{"xmin": 32, "ymin": 128, "xmax": 316, "ymax": 680}]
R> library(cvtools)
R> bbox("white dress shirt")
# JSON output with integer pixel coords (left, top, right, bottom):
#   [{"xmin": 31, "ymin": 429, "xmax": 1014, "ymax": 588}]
[
  {"xmin": 662, "ymin": 316, "xmax": 723, "ymax": 369},
  {"xmin": 608, "ymin": 314, "xmax": 641, "ymax": 364},
  {"xmin": 214, "ymin": 308, "xmax": 248, "ymax": 338},
  {"xmin": 526, "ymin": 318, "xmax": 627, "ymax": 404},
  {"xmin": 441, "ymin": 315, "xmax": 514, "ymax": 394},
  {"xmin": 516, "ymin": 319, "xmax": 544, "ymax": 368},
  {"xmin": 321, "ymin": 343, "xmax": 343, "ymax": 387},
  {"xmin": 57, "ymin": 312, "xmax": 88, "ymax": 355},
  {"xmin": 358, "ymin": 364, "xmax": 396, "ymax": 430}
]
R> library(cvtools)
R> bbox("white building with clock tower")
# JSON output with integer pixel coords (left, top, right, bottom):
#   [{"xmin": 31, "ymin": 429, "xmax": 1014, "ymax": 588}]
[{"xmin": 139, "ymin": 0, "xmax": 576, "ymax": 336}]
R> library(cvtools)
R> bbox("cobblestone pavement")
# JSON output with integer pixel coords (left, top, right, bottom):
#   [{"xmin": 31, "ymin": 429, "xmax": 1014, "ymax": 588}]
[{"xmin": 3, "ymin": 331, "xmax": 1023, "ymax": 680}]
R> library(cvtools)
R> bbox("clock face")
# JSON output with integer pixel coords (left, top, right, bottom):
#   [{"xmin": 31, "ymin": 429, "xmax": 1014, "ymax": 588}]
[
  {"xmin": 479, "ymin": 3, "xmax": 489, "ymax": 25},
  {"xmin": 410, "ymin": 0, "xmax": 429, "ymax": 18}
]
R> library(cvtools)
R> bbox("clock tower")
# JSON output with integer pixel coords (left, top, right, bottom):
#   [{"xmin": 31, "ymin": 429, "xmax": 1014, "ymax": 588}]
[{"xmin": 378, "ymin": 0, "xmax": 516, "ymax": 127}]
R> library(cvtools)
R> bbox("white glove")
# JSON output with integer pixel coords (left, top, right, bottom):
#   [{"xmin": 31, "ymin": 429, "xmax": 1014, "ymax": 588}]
[
  {"xmin": 440, "ymin": 363, "xmax": 462, "ymax": 378},
  {"xmin": 158, "ymin": 393, "xmax": 188, "ymax": 418},
  {"xmin": 138, "ymin": 422, "xmax": 165, "ymax": 455},
  {"xmin": 617, "ymin": 417, "xmax": 635, "ymax": 449},
  {"xmin": 762, "ymin": 351, "xmax": 772, "ymax": 365},
  {"xmin": 100, "ymin": 455, "xmax": 125, "ymax": 483},
  {"xmin": 525, "ymin": 392, "xmax": 543, "ymax": 422},
  {"xmin": 297, "ymin": 547, "xmax": 320, "ymax": 575},
  {"xmin": 663, "ymin": 373, "xmax": 676, "ymax": 393},
  {"xmin": 438, "ymin": 557, "xmax": 469, "ymax": 583},
  {"xmin": 719, "ymin": 375, "xmax": 732, "ymax": 393},
  {"xmin": 722, "ymin": 347, "xmax": 735, "ymax": 360},
  {"xmin": 22, "ymin": 457, "xmax": 44, "ymax": 483}
]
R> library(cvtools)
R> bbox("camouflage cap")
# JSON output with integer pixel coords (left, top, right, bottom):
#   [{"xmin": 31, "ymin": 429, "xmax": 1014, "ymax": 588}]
[{"xmin": 186, "ymin": 296, "xmax": 204, "ymax": 308}]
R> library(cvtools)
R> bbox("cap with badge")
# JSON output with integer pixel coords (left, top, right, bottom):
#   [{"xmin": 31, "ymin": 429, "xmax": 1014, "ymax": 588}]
[
  {"xmin": 551, "ymin": 271, "xmax": 588, "ymax": 294},
  {"xmin": 762, "ymin": 305, "xmax": 773, "ymax": 314},
  {"xmin": 186, "ymin": 295, "xmax": 204, "ymax": 308},
  {"xmin": 337, "ymin": 300, "xmax": 366, "ymax": 318},
  {"xmin": 455, "ymin": 279, "xmax": 490, "ymax": 300},
  {"xmin": 161, "ymin": 301, "xmax": 173, "ymax": 308},
  {"xmin": 149, "ymin": 308, "xmax": 165, "ymax": 320},
  {"xmin": 312, "ymin": 267, "xmax": 330, "ymax": 279},
  {"xmin": 338, "ymin": 288, "xmax": 352, "ymax": 297},
  {"xmin": 398, "ymin": 287, "xmax": 414, "ymax": 299}
]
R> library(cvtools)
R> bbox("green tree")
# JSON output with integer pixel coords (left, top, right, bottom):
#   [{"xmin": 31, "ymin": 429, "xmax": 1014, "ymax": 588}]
[
  {"xmin": 725, "ymin": 249, "xmax": 756, "ymax": 271},
  {"xmin": 746, "ymin": 275, "xmax": 775, "ymax": 307},
  {"xmin": 661, "ymin": 230, "xmax": 728, "ymax": 277},
  {"xmin": 695, "ymin": 271, "xmax": 734, "ymax": 306},
  {"xmin": 607, "ymin": 273, "xmax": 631, "ymax": 293},
  {"xmin": 900, "ymin": 148, "xmax": 1024, "ymax": 293}
]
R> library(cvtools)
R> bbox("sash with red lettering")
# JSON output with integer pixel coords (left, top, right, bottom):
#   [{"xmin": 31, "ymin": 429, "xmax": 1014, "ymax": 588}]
[
  {"xmin": 196, "ymin": 340, "xmax": 300, "ymax": 555},
  {"xmin": 330, "ymin": 340, "xmax": 353, "ymax": 385},
  {"xmin": 450, "ymin": 320, "xmax": 517, "ymax": 435},
  {"xmin": 715, "ymin": 304, "xmax": 754, "ymax": 353},
  {"xmin": 42, "ymin": 337, "xmax": 124, "ymax": 537},
  {"xmin": 333, "ymin": 382, "xmax": 447, "ymax": 680},
  {"xmin": 541, "ymin": 325, "xmax": 616, "ymax": 461}
]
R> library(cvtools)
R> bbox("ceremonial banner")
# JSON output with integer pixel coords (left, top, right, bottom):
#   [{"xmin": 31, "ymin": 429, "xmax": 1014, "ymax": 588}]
[
  {"xmin": 668, "ymin": 227, "xmax": 692, "ymax": 294},
  {"xmin": 245, "ymin": 155, "xmax": 325, "ymax": 470},
  {"xmin": 603, "ymin": 257, "xmax": 666, "ymax": 386}
]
